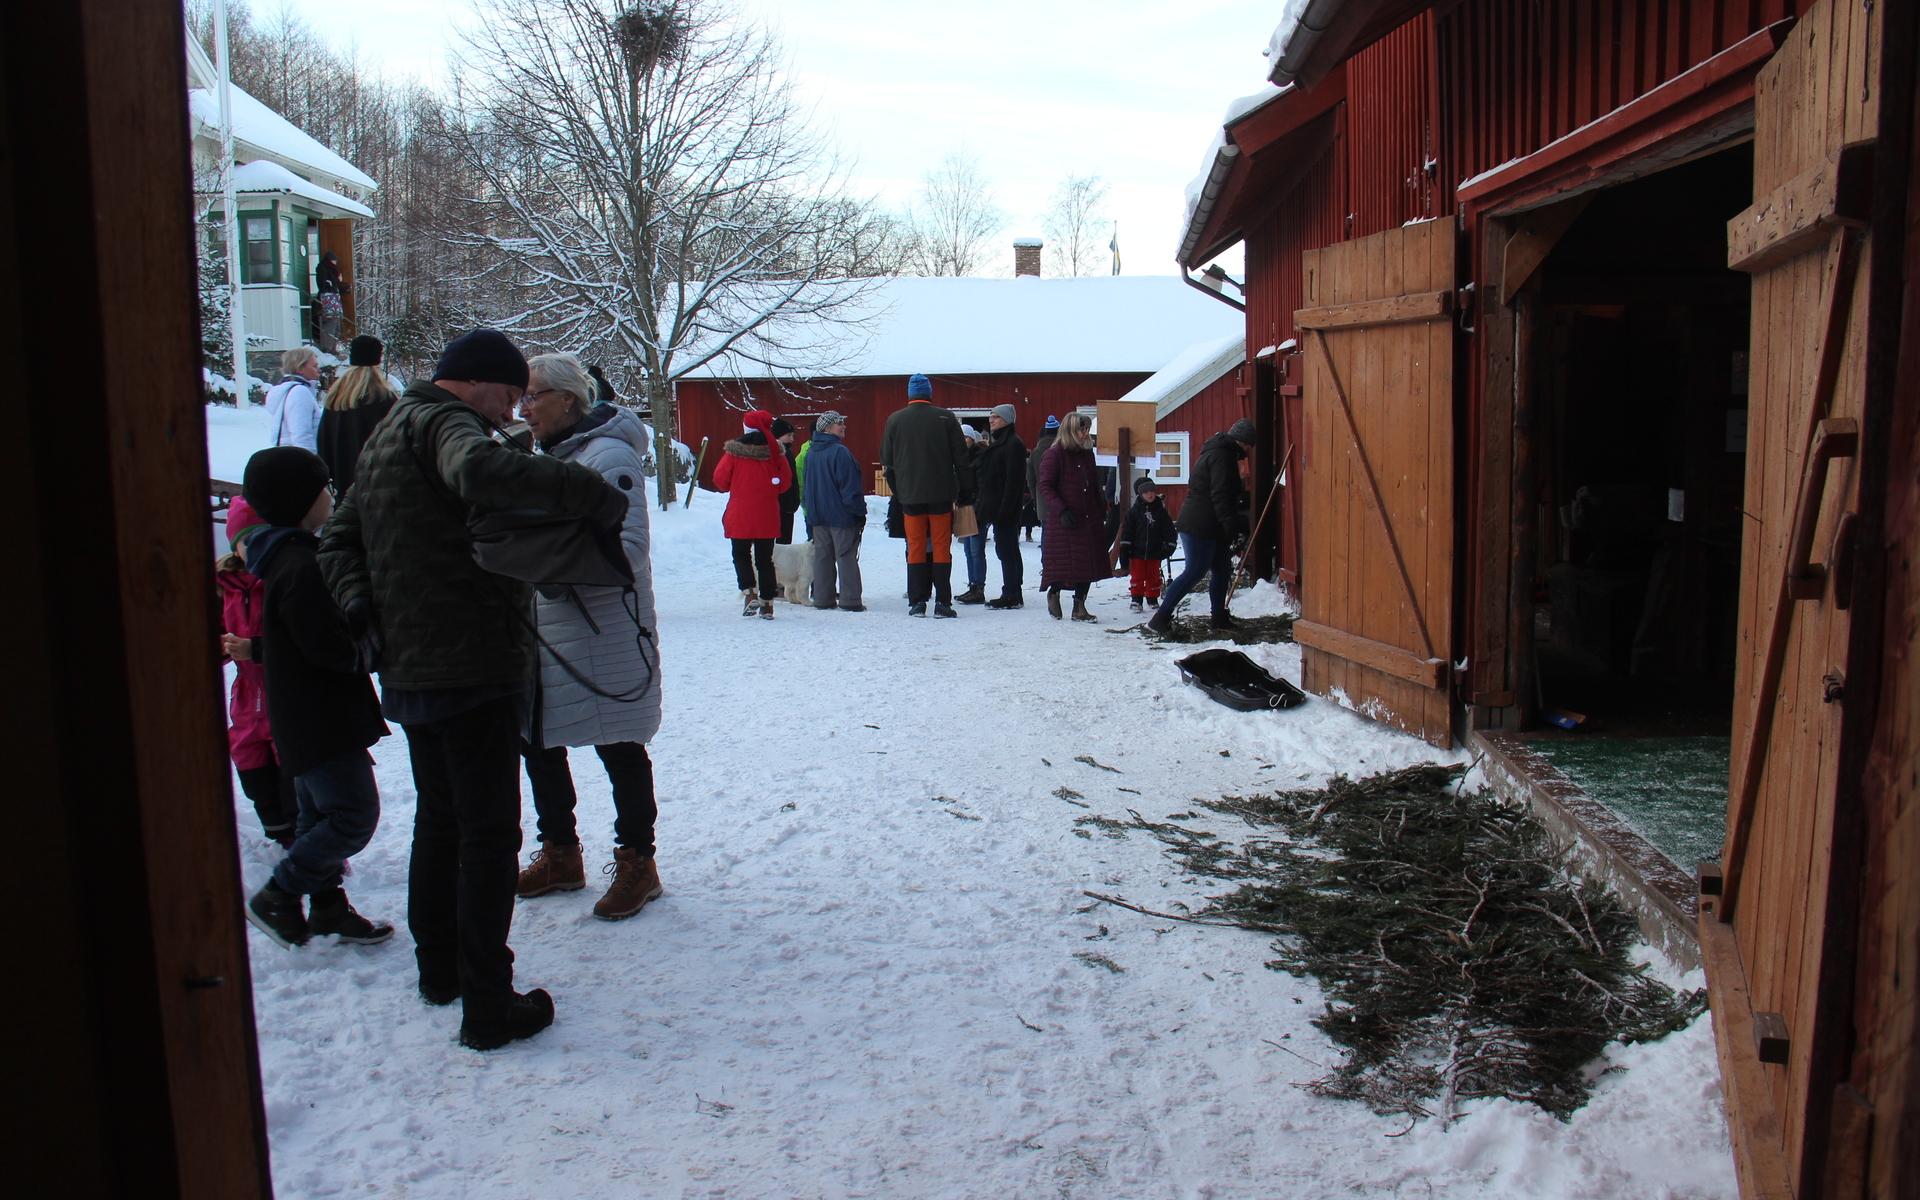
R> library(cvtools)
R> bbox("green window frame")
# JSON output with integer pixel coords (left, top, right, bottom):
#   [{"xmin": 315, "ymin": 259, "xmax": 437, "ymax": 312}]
[{"xmin": 238, "ymin": 208, "xmax": 278, "ymax": 285}]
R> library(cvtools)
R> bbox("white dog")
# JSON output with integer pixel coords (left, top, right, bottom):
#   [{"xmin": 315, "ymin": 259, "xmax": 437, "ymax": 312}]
[{"xmin": 771, "ymin": 542, "xmax": 814, "ymax": 604}]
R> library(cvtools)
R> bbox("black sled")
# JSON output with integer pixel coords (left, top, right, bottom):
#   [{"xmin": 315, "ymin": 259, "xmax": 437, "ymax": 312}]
[{"xmin": 1175, "ymin": 648, "xmax": 1308, "ymax": 712}]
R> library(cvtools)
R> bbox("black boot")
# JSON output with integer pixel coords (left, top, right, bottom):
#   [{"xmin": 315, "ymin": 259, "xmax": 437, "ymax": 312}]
[
  {"xmin": 460, "ymin": 988, "xmax": 556, "ymax": 1051},
  {"xmin": 245, "ymin": 879, "xmax": 308, "ymax": 949},
  {"xmin": 986, "ymin": 591, "xmax": 1024, "ymax": 609},
  {"xmin": 956, "ymin": 584, "xmax": 986, "ymax": 605},
  {"xmin": 1210, "ymin": 610, "xmax": 1239, "ymax": 631},
  {"xmin": 309, "ymin": 888, "xmax": 395, "ymax": 945},
  {"xmin": 906, "ymin": 562, "xmax": 931, "ymax": 614},
  {"xmin": 1146, "ymin": 608, "xmax": 1174, "ymax": 635}
]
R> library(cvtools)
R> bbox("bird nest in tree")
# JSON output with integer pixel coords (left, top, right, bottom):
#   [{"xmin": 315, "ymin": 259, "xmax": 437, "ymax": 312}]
[
  {"xmin": 1082, "ymin": 764, "xmax": 1704, "ymax": 1124},
  {"xmin": 614, "ymin": 2, "xmax": 687, "ymax": 66}
]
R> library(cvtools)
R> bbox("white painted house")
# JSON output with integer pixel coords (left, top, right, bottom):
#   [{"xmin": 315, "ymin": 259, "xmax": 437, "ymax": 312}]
[{"xmin": 184, "ymin": 30, "xmax": 376, "ymax": 355}]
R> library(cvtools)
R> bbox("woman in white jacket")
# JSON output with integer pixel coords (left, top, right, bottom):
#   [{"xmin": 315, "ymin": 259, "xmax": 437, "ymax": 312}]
[
  {"xmin": 511, "ymin": 353, "xmax": 665, "ymax": 920},
  {"xmin": 264, "ymin": 345, "xmax": 322, "ymax": 452}
]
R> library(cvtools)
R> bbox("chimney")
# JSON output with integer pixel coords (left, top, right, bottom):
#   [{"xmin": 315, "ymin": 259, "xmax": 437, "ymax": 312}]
[{"xmin": 1013, "ymin": 237, "xmax": 1042, "ymax": 277}]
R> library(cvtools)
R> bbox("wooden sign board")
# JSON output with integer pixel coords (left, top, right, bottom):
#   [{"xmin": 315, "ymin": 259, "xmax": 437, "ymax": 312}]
[
  {"xmin": 1095, "ymin": 400, "xmax": 1157, "ymax": 458},
  {"xmin": 873, "ymin": 466, "xmax": 891, "ymax": 496}
]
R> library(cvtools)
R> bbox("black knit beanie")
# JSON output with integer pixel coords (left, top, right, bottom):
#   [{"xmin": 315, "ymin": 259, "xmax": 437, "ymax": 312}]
[
  {"xmin": 1227, "ymin": 417, "xmax": 1257, "ymax": 445},
  {"xmin": 432, "ymin": 329, "xmax": 529, "ymax": 389},
  {"xmin": 348, "ymin": 334, "xmax": 383, "ymax": 367},
  {"xmin": 1134, "ymin": 475, "xmax": 1159, "ymax": 496},
  {"xmin": 243, "ymin": 447, "xmax": 333, "ymax": 527}
]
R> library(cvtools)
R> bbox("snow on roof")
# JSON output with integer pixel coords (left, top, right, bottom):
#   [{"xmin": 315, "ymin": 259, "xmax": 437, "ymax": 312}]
[
  {"xmin": 188, "ymin": 83, "xmax": 377, "ymax": 194},
  {"xmin": 1178, "ymin": 81, "xmax": 1290, "ymax": 264},
  {"xmin": 681, "ymin": 276, "xmax": 1244, "ymax": 381},
  {"xmin": 1116, "ymin": 334, "xmax": 1245, "ymax": 420},
  {"xmin": 231, "ymin": 159, "xmax": 375, "ymax": 219},
  {"xmin": 1264, "ymin": 0, "xmax": 1322, "ymax": 83}
]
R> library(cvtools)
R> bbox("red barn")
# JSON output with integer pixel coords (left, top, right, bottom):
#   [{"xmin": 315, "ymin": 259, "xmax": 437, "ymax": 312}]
[
  {"xmin": 1181, "ymin": 2, "xmax": 1917, "ymax": 1194},
  {"xmin": 673, "ymin": 275, "xmax": 1242, "ymax": 496}
]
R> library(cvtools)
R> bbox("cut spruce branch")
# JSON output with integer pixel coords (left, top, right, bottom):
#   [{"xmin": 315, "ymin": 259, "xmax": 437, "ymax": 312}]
[{"xmin": 1083, "ymin": 765, "xmax": 1704, "ymax": 1123}]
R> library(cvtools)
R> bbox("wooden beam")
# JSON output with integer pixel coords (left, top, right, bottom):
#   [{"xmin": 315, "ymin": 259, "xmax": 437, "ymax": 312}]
[
  {"xmin": 1698, "ymin": 897, "xmax": 1797, "ymax": 1198},
  {"xmin": 1500, "ymin": 195, "xmax": 1593, "ymax": 304},
  {"xmin": 1295, "ymin": 619, "xmax": 1445, "ymax": 689},
  {"xmin": 1728, "ymin": 144, "xmax": 1875, "ymax": 274},
  {"xmin": 1294, "ymin": 289, "xmax": 1451, "ymax": 331}
]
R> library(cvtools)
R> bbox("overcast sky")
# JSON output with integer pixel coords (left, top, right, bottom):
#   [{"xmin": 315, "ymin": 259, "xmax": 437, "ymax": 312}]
[{"xmin": 283, "ymin": 0, "xmax": 1280, "ymax": 275}]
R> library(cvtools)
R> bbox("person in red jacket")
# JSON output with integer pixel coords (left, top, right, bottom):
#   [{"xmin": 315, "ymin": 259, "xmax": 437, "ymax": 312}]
[
  {"xmin": 713, "ymin": 409, "xmax": 790, "ymax": 618},
  {"xmin": 217, "ymin": 495, "xmax": 296, "ymax": 847}
]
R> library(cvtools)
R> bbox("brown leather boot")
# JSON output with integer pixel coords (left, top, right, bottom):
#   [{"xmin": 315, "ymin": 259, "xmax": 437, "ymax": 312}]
[
  {"xmin": 516, "ymin": 840, "xmax": 585, "ymax": 898},
  {"xmin": 593, "ymin": 848, "xmax": 663, "ymax": 920}
]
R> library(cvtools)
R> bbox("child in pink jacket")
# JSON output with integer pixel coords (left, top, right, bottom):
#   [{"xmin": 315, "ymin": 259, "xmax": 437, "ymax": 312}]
[{"xmin": 218, "ymin": 496, "xmax": 296, "ymax": 847}]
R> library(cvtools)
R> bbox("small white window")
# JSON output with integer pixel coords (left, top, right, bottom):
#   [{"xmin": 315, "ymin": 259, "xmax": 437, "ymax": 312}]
[{"xmin": 1154, "ymin": 432, "xmax": 1190, "ymax": 484}]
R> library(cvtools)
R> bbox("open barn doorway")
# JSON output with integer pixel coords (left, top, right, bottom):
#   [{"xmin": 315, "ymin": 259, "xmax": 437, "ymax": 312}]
[{"xmin": 1508, "ymin": 143, "xmax": 1754, "ymax": 869}]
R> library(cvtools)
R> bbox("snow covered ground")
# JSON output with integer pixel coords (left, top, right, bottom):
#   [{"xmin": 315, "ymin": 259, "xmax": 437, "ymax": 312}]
[{"xmin": 215, "ymin": 406, "xmax": 1737, "ymax": 1199}]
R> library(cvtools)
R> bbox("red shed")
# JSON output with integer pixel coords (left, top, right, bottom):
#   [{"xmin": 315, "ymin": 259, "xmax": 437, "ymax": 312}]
[
  {"xmin": 1183, "ymin": 1, "xmax": 1917, "ymax": 1194},
  {"xmin": 673, "ymin": 275, "xmax": 1243, "ymax": 495}
]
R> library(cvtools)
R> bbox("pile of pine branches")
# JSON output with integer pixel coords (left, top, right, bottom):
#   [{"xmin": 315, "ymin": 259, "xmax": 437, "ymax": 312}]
[{"xmin": 1083, "ymin": 764, "xmax": 1704, "ymax": 1123}]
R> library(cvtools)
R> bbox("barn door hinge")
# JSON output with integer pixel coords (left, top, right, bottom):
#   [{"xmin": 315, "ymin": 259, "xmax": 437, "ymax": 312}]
[
  {"xmin": 1455, "ymin": 282, "xmax": 1477, "ymax": 334},
  {"xmin": 1822, "ymin": 670, "xmax": 1846, "ymax": 703}
]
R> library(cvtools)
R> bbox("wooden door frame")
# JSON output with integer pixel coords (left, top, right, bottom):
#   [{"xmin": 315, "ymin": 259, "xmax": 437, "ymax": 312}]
[
  {"xmin": 5, "ymin": 2, "xmax": 274, "ymax": 1195},
  {"xmin": 1462, "ymin": 40, "xmax": 1780, "ymax": 731}
]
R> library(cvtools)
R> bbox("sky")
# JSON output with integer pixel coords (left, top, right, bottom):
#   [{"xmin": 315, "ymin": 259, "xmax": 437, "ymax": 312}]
[{"xmin": 276, "ymin": 0, "xmax": 1281, "ymax": 276}]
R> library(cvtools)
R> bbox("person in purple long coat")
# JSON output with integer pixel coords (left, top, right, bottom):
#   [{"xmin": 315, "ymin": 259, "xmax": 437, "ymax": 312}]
[{"xmin": 1037, "ymin": 412, "xmax": 1110, "ymax": 622}]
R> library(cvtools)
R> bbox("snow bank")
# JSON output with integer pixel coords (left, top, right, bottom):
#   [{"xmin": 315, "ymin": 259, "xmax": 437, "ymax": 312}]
[{"xmin": 235, "ymin": 494, "xmax": 1738, "ymax": 1198}]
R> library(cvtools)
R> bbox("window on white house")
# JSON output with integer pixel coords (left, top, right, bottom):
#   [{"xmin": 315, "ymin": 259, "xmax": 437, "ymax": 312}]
[{"xmin": 1154, "ymin": 432, "xmax": 1190, "ymax": 484}]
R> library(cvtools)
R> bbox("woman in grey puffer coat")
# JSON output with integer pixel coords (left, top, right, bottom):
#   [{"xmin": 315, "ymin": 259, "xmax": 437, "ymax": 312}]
[{"xmin": 512, "ymin": 353, "xmax": 665, "ymax": 921}]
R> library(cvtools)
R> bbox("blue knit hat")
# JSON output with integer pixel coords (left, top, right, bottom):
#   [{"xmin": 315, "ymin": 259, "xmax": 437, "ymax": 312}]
[
  {"xmin": 907, "ymin": 373, "xmax": 932, "ymax": 399},
  {"xmin": 1043, "ymin": 414, "xmax": 1060, "ymax": 431}
]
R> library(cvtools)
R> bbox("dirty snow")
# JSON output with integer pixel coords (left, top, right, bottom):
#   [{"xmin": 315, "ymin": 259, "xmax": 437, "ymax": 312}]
[{"xmin": 221, "ymin": 411, "xmax": 1735, "ymax": 1199}]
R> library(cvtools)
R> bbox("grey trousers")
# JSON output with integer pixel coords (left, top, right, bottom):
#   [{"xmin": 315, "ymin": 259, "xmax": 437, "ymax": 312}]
[{"xmin": 811, "ymin": 524, "xmax": 864, "ymax": 608}]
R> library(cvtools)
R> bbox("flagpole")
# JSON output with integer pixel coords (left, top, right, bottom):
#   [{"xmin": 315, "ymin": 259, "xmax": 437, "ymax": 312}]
[{"xmin": 215, "ymin": 0, "xmax": 250, "ymax": 406}]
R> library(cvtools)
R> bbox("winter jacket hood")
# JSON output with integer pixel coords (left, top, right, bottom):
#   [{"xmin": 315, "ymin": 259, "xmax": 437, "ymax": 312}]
[{"xmin": 1176, "ymin": 431, "xmax": 1251, "ymax": 540}]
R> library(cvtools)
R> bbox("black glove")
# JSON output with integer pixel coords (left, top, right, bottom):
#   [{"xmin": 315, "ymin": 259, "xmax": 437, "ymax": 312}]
[
  {"xmin": 1060, "ymin": 510, "xmax": 1079, "ymax": 529},
  {"xmin": 344, "ymin": 596, "xmax": 383, "ymax": 674},
  {"xmin": 592, "ymin": 483, "xmax": 630, "ymax": 530}
]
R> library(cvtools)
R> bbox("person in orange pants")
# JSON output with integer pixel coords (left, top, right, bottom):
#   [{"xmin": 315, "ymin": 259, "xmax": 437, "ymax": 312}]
[{"xmin": 879, "ymin": 373, "xmax": 975, "ymax": 617}]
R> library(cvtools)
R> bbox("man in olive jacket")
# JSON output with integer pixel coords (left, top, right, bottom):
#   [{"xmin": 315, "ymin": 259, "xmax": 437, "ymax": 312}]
[
  {"xmin": 879, "ymin": 373, "xmax": 975, "ymax": 617},
  {"xmin": 1147, "ymin": 417, "xmax": 1255, "ymax": 635},
  {"xmin": 319, "ymin": 328, "xmax": 626, "ymax": 1051}
]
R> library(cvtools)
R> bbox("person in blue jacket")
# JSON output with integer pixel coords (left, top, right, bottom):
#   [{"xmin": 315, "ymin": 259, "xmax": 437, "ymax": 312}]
[{"xmin": 803, "ymin": 411, "xmax": 868, "ymax": 611}]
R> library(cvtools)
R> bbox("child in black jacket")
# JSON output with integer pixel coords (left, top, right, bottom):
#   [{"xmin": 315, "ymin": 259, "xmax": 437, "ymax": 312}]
[
  {"xmin": 240, "ymin": 447, "xmax": 393, "ymax": 950},
  {"xmin": 1117, "ymin": 476, "xmax": 1178, "ymax": 613}
]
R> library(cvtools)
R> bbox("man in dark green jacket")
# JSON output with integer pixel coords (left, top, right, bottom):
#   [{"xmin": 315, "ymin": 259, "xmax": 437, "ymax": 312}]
[
  {"xmin": 879, "ymin": 372, "xmax": 974, "ymax": 617},
  {"xmin": 320, "ymin": 328, "xmax": 626, "ymax": 1051}
]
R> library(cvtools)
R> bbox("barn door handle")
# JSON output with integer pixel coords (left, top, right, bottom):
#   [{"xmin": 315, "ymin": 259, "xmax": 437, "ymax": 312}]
[{"xmin": 1785, "ymin": 418, "xmax": 1859, "ymax": 601}]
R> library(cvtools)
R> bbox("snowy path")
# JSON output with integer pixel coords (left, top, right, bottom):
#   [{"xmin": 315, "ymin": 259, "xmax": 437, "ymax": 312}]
[{"xmin": 238, "ymin": 482, "xmax": 1737, "ymax": 1199}]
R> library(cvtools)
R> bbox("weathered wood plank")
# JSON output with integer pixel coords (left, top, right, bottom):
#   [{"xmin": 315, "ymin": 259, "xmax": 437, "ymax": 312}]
[
  {"xmin": 1294, "ymin": 619, "xmax": 1446, "ymax": 688},
  {"xmin": 1699, "ymin": 897, "xmax": 1797, "ymax": 1199},
  {"xmin": 1727, "ymin": 144, "xmax": 1874, "ymax": 274},
  {"xmin": 1500, "ymin": 193, "xmax": 1592, "ymax": 303},
  {"xmin": 1293, "ymin": 289, "xmax": 1451, "ymax": 331}
]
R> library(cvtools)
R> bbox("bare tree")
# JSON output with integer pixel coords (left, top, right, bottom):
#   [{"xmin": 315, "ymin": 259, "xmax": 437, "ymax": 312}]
[
  {"xmin": 907, "ymin": 151, "xmax": 1003, "ymax": 277},
  {"xmin": 1042, "ymin": 172, "xmax": 1110, "ymax": 277},
  {"xmin": 449, "ymin": 0, "xmax": 889, "ymax": 503}
]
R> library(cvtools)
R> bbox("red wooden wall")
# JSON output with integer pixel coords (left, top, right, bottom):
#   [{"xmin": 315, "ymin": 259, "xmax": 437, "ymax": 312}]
[
  {"xmin": 1434, "ymin": 0, "xmax": 1806, "ymax": 194},
  {"xmin": 676, "ymin": 372, "xmax": 1149, "ymax": 491}
]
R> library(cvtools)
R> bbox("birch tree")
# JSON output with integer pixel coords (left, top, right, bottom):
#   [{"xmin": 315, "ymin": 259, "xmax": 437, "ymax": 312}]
[
  {"xmin": 1042, "ymin": 172, "xmax": 1110, "ymax": 277},
  {"xmin": 907, "ymin": 151, "xmax": 1003, "ymax": 277},
  {"xmin": 450, "ymin": 0, "xmax": 888, "ymax": 503}
]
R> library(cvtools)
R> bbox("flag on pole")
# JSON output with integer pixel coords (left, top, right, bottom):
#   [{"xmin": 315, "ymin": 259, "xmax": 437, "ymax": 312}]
[{"xmin": 1109, "ymin": 224, "xmax": 1121, "ymax": 275}]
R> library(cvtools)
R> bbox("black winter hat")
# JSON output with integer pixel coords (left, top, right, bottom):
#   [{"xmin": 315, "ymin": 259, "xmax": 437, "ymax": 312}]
[
  {"xmin": 1134, "ymin": 475, "xmax": 1160, "ymax": 496},
  {"xmin": 243, "ymin": 447, "xmax": 333, "ymax": 527},
  {"xmin": 348, "ymin": 334, "xmax": 383, "ymax": 367},
  {"xmin": 770, "ymin": 417, "xmax": 794, "ymax": 438},
  {"xmin": 432, "ymin": 328, "xmax": 529, "ymax": 389},
  {"xmin": 1226, "ymin": 417, "xmax": 1257, "ymax": 445},
  {"xmin": 586, "ymin": 363, "xmax": 617, "ymax": 406}
]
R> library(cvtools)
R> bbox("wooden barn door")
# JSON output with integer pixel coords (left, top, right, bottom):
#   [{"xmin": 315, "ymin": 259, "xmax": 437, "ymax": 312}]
[
  {"xmin": 1294, "ymin": 220, "xmax": 1456, "ymax": 747},
  {"xmin": 1705, "ymin": 0, "xmax": 1883, "ymax": 1195}
]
